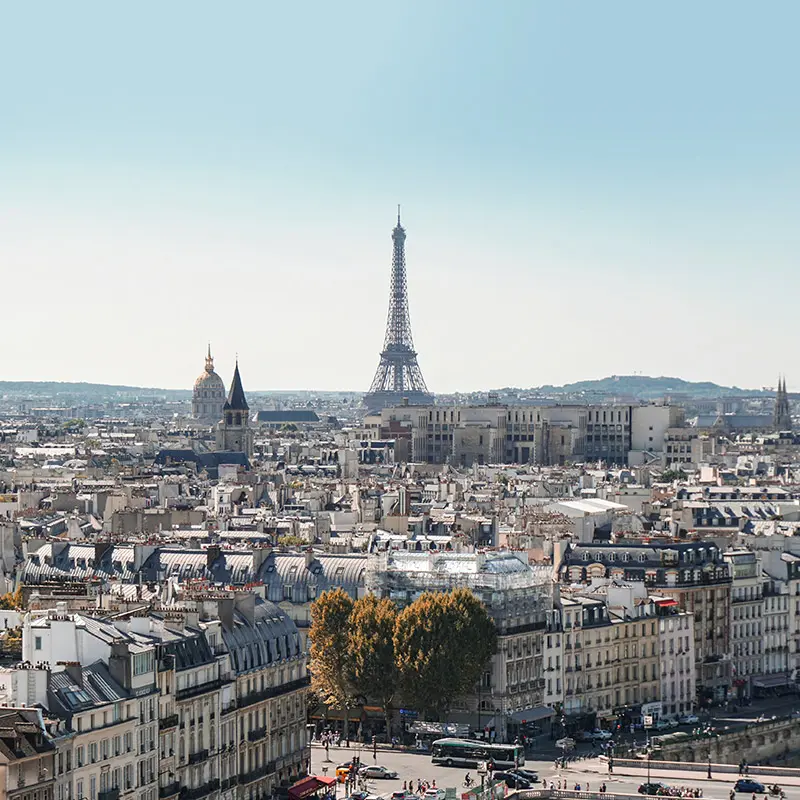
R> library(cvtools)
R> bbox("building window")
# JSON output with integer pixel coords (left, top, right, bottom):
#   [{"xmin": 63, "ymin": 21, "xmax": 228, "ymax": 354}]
[{"xmin": 35, "ymin": 636, "xmax": 42, "ymax": 650}]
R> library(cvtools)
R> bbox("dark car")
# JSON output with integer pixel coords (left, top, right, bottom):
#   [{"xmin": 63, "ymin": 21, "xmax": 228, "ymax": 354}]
[
  {"xmin": 734, "ymin": 780, "xmax": 766, "ymax": 794},
  {"xmin": 509, "ymin": 769, "xmax": 539, "ymax": 784},
  {"xmin": 639, "ymin": 783, "xmax": 671, "ymax": 795},
  {"xmin": 493, "ymin": 773, "xmax": 532, "ymax": 790}
]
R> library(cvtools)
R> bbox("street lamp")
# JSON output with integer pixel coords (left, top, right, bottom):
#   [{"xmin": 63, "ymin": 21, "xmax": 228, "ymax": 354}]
[{"xmin": 707, "ymin": 752, "xmax": 712, "ymax": 780}]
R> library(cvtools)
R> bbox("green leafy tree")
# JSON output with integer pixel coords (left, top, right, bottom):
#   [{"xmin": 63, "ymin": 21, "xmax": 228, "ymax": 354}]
[
  {"xmin": 349, "ymin": 594, "xmax": 398, "ymax": 737},
  {"xmin": 309, "ymin": 588, "xmax": 356, "ymax": 744},
  {"xmin": 394, "ymin": 589, "xmax": 497, "ymax": 720}
]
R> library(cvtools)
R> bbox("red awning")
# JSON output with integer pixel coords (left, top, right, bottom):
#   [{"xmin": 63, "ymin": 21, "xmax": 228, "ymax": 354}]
[
  {"xmin": 655, "ymin": 598, "xmax": 678, "ymax": 607},
  {"xmin": 289, "ymin": 776, "xmax": 337, "ymax": 800}
]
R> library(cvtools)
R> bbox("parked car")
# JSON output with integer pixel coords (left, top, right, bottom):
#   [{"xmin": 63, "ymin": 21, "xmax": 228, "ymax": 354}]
[
  {"xmin": 639, "ymin": 783, "xmax": 671, "ymax": 795},
  {"xmin": 654, "ymin": 718, "xmax": 678, "ymax": 731},
  {"xmin": 493, "ymin": 773, "xmax": 532, "ymax": 790},
  {"xmin": 590, "ymin": 729, "xmax": 613, "ymax": 741},
  {"xmin": 359, "ymin": 766, "xmax": 398, "ymax": 780},
  {"xmin": 509, "ymin": 769, "xmax": 539, "ymax": 784},
  {"xmin": 678, "ymin": 714, "xmax": 700, "ymax": 725},
  {"xmin": 734, "ymin": 780, "xmax": 766, "ymax": 794},
  {"xmin": 424, "ymin": 790, "xmax": 446, "ymax": 800}
]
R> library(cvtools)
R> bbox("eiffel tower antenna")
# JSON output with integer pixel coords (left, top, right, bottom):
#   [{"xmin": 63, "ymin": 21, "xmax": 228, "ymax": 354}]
[{"xmin": 364, "ymin": 210, "xmax": 433, "ymax": 412}]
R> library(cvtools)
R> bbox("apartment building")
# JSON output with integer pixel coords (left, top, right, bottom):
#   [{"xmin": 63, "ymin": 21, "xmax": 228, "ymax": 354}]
[
  {"xmin": 18, "ymin": 608, "xmax": 160, "ymax": 800},
  {"xmin": 559, "ymin": 542, "xmax": 732, "ymax": 705},
  {"xmin": 759, "ymin": 551, "xmax": 800, "ymax": 685},
  {"xmin": 657, "ymin": 606, "xmax": 696, "ymax": 718},
  {"xmin": 560, "ymin": 590, "xmax": 662, "ymax": 727},
  {"xmin": 542, "ymin": 611, "xmax": 564, "ymax": 713},
  {"xmin": 761, "ymin": 574, "xmax": 790, "ymax": 681},
  {"xmin": 0, "ymin": 708, "xmax": 56, "ymax": 800},
  {"xmin": 723, "ymin": 549, "xmax": 763, "ymax": 699}
]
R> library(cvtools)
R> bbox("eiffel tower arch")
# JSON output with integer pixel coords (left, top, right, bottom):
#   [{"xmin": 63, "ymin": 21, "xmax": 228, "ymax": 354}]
[{"xmin": 363, "ymin": 209, "xmax": 434, "ymax": 413}]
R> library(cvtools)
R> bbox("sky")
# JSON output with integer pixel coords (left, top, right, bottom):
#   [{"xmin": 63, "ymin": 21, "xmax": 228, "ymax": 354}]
[{"xmin": 2, "ymin": 1, "xmax": 799, "ymax": 393}]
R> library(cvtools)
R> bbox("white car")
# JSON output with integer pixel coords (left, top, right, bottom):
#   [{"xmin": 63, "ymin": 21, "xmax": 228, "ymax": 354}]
[
  {"xmin": 360, "ymin": 766, "xmax": 398, "ymax": 779},
  {"xmin": 678, "ymin": 714, "xmax": 699, "ymax": 725},
  {"xmin": 424, "ymin": 790, "xmax": 446, "ymax": 800},
  {"xmin": 590, "ymin": 729, "xmax": 613, "ymax": 741}
]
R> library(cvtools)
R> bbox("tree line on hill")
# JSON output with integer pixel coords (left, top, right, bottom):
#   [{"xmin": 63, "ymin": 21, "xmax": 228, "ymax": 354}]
[{"xmin": 309, "ymin": 587, "xmax": 497, "ymax": 742}]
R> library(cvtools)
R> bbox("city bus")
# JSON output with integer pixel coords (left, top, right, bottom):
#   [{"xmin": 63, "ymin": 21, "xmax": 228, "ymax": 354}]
[{"xmin": 430, "ymin": 738, "xmax": 525, "ymax": 770}]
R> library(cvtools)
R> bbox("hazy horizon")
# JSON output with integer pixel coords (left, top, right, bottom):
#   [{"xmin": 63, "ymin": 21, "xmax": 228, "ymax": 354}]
[{"xmin": 3, "ymin": 2, "xmax": 799, "ymax": 393}]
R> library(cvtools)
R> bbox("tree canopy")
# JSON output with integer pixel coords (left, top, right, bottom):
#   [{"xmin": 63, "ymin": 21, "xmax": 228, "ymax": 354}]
[
  {"xmin": 394, "ymin": 588, "xmax": 496, "ymax": 719},
  {"xmin": 348, "ymin": 594, "xmax": 398, "ymax": 734},
  {"xmin": 310, "ymin": 586, "xmax": 498, "ymax": 725},
  {"xmin": 309, "ymin": 588, "xmax": 355, "ymax": 739}
]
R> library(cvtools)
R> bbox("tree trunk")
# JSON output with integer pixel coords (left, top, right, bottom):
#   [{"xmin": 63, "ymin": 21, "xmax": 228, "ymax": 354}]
[{"xmin": 383, "ymin": 702, "xmax": 392, "ymax": 745}]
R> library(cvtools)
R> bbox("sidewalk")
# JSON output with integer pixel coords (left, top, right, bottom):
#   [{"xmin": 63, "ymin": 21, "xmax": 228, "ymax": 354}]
[{"xmin": 579, "ymin": 761, "xmax": 800, "ymax": 788}]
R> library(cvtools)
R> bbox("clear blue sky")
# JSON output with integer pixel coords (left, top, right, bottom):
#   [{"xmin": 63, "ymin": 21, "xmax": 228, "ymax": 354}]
[{"xmin": 2, "ymin": 1, "xmax": 798, "ymax": 392}]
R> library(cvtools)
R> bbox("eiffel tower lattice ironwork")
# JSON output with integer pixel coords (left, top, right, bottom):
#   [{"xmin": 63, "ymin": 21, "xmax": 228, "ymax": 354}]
[{"xmin": 364, "ymin": 208, "xmax": 434, "ymax": 412}]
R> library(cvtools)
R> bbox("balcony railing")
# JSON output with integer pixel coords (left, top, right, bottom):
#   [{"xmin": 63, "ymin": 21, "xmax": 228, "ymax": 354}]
[
  {"xmin": 236, "ymin": 676, "xmax": 310, "ymax": 710},
  {"xmin": 180, "ymin": 779, "xmax": 220, "ymax": 800},
  {"xmin": 99, "ymin": 789, "xmax": 120, "ymax": 800},
  {"xmin": 248, "ymin": 726, "xmax": 267, "ymax": 743},
  {"xmin": 187, "ymin": 749, "xmax": 209, "ymax": 765},
  {"xmin": 176, "ymin": 678, "xmax": 226, "ymax": 702},
  {"xmin": 238, "ymin": 762, "xmax": 275, "ymax": 785},
  {"xmin": 159, "ymin": 714, "xmax": 179, "ymax": 731},
  {"xmin": 159, "ymin": 783, "xmax": 181, "ymax": 799}
]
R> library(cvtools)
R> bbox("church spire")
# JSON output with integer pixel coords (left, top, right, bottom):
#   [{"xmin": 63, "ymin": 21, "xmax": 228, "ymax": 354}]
[{"xmin": 224, "ymin": 360, "xmax": 249, "ymax": 411}]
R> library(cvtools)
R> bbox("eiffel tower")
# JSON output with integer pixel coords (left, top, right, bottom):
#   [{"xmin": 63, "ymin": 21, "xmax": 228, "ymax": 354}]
[{"xmin": 364, "ymin": 209, "xmax": 434, "ymax": 412}]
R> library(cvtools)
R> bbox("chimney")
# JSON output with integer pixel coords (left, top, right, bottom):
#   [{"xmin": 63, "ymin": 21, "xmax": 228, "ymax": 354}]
[
  {"xmin": 94, "ymin": 541, "xmax": 112, "ymax": 566},
  {"xmin": 206, "ymin": 545, "xmax": 221, "ymax": 571},
  {"xmin": 252, "ymin": 545, "xmax": 272, "ymax": 577},
  {"xmin": 234, "ymin": 591, "xmax": 256, "ymax": 625},
  {"xmin": 217, "ymin": 597, "xmax": 235, "ymax": 631},
  {"xmin": 304, "ymin": 548, "xmax": 315, "ymax": 570},
  {"xmin": 64, "ymin": 662, "xmax": 83, "ymax": 688}
]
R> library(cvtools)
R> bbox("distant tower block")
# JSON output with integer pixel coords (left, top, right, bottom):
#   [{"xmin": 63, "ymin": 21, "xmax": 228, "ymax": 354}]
[{"xmin": 363, "ymin": 209, "xmax": 434, "ymax": 412}]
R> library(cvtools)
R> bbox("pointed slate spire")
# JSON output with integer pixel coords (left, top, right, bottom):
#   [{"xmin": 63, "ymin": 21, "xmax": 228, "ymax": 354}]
[{"xmin": 223, "ymin": 359, "xmax": 249, "ymax": 411}]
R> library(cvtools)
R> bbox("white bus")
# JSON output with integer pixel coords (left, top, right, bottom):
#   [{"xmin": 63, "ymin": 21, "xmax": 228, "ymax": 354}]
[{"xmin": 430, "ymin": 738, "xmax": 525, "ymax": 770}]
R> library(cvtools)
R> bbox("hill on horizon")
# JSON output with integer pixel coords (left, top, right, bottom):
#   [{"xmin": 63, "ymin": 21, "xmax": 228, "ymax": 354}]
[{"xmin": 529, "ymin": 374, "xmax": 767, "ymax": 399}]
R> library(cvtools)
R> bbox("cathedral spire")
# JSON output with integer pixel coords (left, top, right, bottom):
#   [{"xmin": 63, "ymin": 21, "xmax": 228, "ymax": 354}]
[{"xmin": 774, "ymin": 375, "xmax": 792, "ymax": 431}]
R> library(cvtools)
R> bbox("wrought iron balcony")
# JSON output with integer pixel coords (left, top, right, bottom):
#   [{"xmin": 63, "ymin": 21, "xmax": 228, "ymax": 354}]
[
  {"xmin": 179, "ymin": 779, "xmax": 220, "ymax": 800},
  {"xmin": 238, "ymin": 762, "xmax": 275, "ymax": 785},
  {"xmin": 248, "ymin": 726, "xmax": 267, "ymax": 743},
  {"xmin": 187, "ymin": 748, "xmax": 209, "ymax": 765},
  {"xmin": 159, "ymin": 714, "xmax": 179, "ymax": 731}
]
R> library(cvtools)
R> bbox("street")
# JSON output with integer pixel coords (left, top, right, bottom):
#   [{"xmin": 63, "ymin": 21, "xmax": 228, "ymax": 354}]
[{"xmin": 310, "ymin": 746, "xmax": 800, "ymax": 800}]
